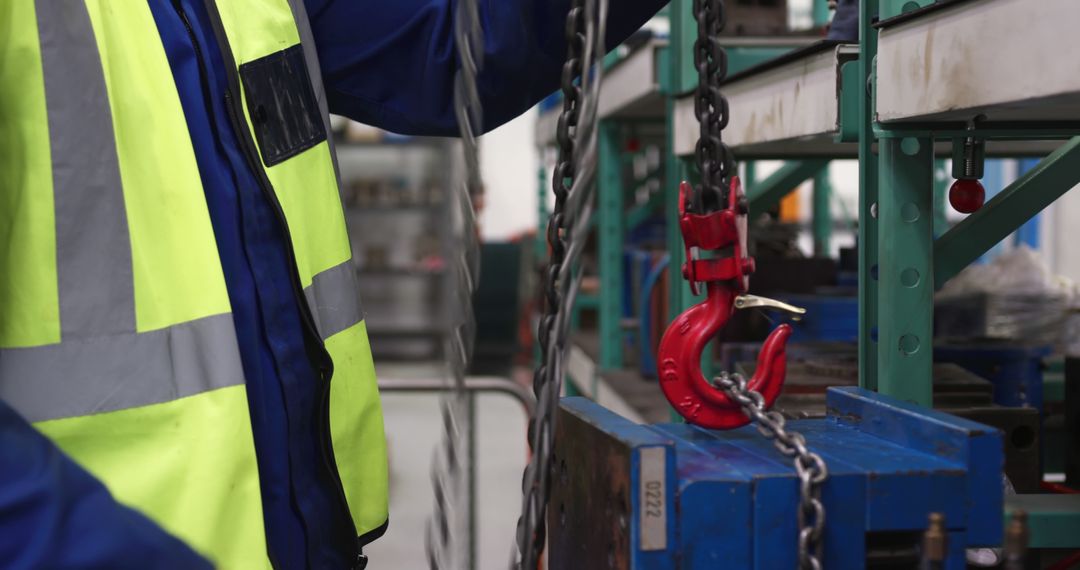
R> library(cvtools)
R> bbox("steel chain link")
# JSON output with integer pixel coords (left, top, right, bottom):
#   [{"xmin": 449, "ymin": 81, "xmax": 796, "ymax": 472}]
[
  {"xmin": 715, "ymin": 372, "xmax": 828, "ymax": 570},
  {"xmin": 691, "ymin": 0, "xmax": 734, "ymax": 211},
  {"xmin": 426, "ymin": 0, "xmax": 484, "ymax": 566},
  {"xmin": 692, "ymin": 2, "xmax": 828, "ymax": 565},
  {"xmin": 513, "ymin": 1, "xmax": 582, "ymax": 564},
  {"xmin": 513, "ymin": 0, "xmax": 608, "ymax": 566}
]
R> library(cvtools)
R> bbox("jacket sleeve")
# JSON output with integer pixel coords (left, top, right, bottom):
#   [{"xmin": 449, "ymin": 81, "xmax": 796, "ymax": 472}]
[
  {"xmin": 0, "ymin": 400, "xmax": 213, "ymax": 569},
  {"xmin": 305, "ymin": 0, "xmax": 669, "ymax": 136}
]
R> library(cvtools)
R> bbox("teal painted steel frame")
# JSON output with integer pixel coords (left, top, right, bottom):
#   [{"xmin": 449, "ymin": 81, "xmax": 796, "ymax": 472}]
[
  {"xmin": 858, "ymin": 0, "xmax": 880, "ymax": 391},
  {"xmin": 880, "ymin": 0, "xmax": 935, "ymax": 21},
  {"xmin": 877, "ymin": 137, "xmax": 935, "ymax": 406},
  {"xmin": 934, "ymin": 137, "xmax": 1080, "ymax": 289},
  {"xmin": 746, "ymin": 159, "xmax": 829, "ymax": 216},
  {"xmin": 813, "ymin": 169, "xmax": 832, "ymax": 257},
  {"xmin": 535, "ymin": 148, "xmax": 550, "ymax": 261},
  {"xmin": 598, "ymin": 121, "xmax": 625, "ymax": 371},
  {"xmin": 666, "ymin": 0, "xmax": 697, "ymax": 322}
]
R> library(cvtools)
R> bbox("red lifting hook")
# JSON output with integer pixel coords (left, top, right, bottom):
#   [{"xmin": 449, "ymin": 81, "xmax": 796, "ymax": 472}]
[{"xmin": 656, "ymin": 178, "xmax": 805, "ymax": 429}]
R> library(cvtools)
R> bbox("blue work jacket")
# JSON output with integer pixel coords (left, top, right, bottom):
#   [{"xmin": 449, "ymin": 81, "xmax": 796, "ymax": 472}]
[{"xmin": 0, "ymin": 0, "xmax": 667, "ymax": 568}]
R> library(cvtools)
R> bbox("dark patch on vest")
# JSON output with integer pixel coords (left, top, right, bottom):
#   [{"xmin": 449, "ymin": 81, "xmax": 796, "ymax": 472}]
[{"xmin": 239, "ymin": 44, "xmax": 327, "ymax": 166}]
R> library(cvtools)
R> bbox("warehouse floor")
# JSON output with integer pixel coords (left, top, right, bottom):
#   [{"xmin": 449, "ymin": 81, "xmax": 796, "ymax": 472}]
[{"xmin": 366, "ymin": 364, "xmax": 529, "ymax": 569}]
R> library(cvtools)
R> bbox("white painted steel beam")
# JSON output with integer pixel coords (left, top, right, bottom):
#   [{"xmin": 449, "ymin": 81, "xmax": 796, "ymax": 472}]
[
  {"xmin": 877, "ymin": 0, "xmax": 1080, "ymax": 124},
  {"xmin": 673, "ymin": 44, "xmax": 857, "ymax": 158}
]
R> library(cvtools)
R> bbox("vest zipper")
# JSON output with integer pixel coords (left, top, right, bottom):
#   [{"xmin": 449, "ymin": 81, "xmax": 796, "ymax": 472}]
[{"xmin": 173, "ymin": 1, "xmax": 361, "ymax": 566}]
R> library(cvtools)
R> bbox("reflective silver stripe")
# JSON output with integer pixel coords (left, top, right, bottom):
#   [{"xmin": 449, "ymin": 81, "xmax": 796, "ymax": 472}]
[
  {"xmin": 36, "ymin": 0, "xmax": 135, "ymax": 339},
  {"xmin": 288, "ymin": 2, "xmax": 363, "ymax": 339},
  {"xmin": 286, "ymin": 0, "xmax": 343, "ymax": 187},
  {"xmin": 0, "ymin": 314, "xmax": 245, "ymax": 423},
  {"xmin": 305, "ymin": 260, "xmax": 364, "ymax": 339}
]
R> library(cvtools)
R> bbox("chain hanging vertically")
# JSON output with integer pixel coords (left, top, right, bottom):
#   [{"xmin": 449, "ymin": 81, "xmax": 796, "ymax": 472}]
[
  {"xmin": 426, "ymin": 0, "xmax": 484, "ymax": 566},
  {"xmin": 690, "ymin": 0, "xmax": 734, "ymax": 212},
  {"xmin": 687, "ymin": 1, "xmax": 828, "ymax": 567},
  {"xmin": 512, "ymin": 0, "xmax": 608, "ymax": 566}
]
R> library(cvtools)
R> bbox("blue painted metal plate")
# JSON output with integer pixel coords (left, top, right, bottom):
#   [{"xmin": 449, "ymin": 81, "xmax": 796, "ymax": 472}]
[{"xmin": 552, "ymin": 387, "xmax": 1004, "ymax": 569}]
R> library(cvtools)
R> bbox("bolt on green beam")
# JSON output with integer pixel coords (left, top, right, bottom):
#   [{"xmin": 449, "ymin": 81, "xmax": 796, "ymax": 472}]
[{"xmin": 935, "ymin": 136, "xmax": 1080, "ymax": 289}]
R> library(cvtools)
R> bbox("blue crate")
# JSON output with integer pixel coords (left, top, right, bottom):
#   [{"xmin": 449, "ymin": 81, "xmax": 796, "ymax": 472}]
[{"xmin": 551, "ymin": 388, "xmax": 1003, "ymax": 569}]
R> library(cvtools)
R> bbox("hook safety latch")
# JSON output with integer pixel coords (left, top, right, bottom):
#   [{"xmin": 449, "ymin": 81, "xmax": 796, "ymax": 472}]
[
  {"xmin": 656, "ymin": 177, "xmax": 801, "ymax": 429},
  {"xmin": 733, "ymin": 295, "xmax": 807, "ymax": 321}
]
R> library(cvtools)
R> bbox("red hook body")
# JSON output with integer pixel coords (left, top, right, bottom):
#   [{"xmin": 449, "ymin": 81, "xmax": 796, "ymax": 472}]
[{"xmin": 656, "ymin": 178, "xmax": 793, "ymax": 429}]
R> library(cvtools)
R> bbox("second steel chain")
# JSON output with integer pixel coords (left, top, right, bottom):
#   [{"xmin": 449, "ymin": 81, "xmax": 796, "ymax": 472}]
[
  {"xmin": 426, "ymin": 0, "xmax": 484, "ymax": 566},
  {"xmin": 514, "ymin": 1, "xmax": 583, "ymax": 565},
  {"xmin": 715, "ymin": 372, "xmax": 828, "ymax": 569},
  {"xmin": 514, "ymin": 0, "xmax": 609, "ymax": 566},
  {"xmin": 691, "ymin": 2, "xmax": 828, "ymax": 566}
]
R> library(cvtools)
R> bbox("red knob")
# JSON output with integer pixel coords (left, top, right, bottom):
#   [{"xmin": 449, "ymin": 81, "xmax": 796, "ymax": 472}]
[{"xmin": 949, "ymin": 179, "xmax": 985, "ymax": 214}]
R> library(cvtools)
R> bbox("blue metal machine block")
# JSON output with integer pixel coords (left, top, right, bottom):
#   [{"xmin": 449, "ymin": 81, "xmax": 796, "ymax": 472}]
[
  {"xmin": 550, "ymin": 387, "xmax": 1003, "ymax": 569},
  {"xmin": 935, "ymin": 342, "xmax": 1052, "ymax": 412}
]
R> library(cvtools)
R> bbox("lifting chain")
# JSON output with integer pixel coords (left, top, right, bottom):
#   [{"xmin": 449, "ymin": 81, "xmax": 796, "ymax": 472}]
[
  {"xmin": 513, "ymin": 0, "xmax": 607, "ymax": 566},
  {"xmin": 715, "ymin": 372, "xmax": 828, "ymax": 569},
  {"xmin": 690, "ymin": 1, "xmax": 829, "ymax": 567},
  {"xmin": 691, "ymin": 0, "xmax": 735, "ymax": 212},
  {"xmin": 426, "ymin": 0, "xmax": 484, "ymax": 566}
]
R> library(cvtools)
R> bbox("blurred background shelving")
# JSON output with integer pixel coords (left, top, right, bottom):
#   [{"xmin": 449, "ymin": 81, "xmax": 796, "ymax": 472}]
[{"xmin": 331, "ymin": 116, "xmax": 455, "ymax": 360}]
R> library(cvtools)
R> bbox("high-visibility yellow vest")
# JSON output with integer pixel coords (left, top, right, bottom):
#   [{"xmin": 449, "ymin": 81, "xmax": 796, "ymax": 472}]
[{"xmin": 0, "ymin": 1, "xmax": 388, "ymax": 567}]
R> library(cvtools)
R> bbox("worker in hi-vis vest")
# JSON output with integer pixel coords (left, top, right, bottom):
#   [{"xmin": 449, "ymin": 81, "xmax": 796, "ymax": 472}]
[{"xmin": 0, "ymin": 1, "xmax": 666, "ymax": 568}]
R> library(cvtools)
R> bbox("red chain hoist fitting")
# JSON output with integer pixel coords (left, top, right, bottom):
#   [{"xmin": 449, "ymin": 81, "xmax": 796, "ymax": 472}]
[
  {"xmin": 656, "ymin": 177, "xmax": 800, "ymax": 429},
  {"xmin": 948, "ymin": 178, "xmax": 986, "ymax": 214}
]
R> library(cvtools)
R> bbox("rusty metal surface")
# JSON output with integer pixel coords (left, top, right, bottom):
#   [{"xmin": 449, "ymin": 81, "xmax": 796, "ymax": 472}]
[{"xmin": 549, "ymin": 403, "xmax": 633, "ymax": 570}]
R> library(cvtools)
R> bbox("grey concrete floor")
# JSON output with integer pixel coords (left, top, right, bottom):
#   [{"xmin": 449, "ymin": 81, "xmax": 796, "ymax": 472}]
[{"xmin": 365, "ymin": 365, "xmax": 528, "ymax": 570}]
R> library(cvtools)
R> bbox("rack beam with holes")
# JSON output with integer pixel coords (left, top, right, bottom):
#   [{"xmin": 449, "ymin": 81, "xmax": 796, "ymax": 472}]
[
  {"xmin": 862, "ymin": 1, "xmax": 1080, "ymax": 554},
  {"xmin": 863, "ymin": 0, "xmax": 1080, "ymax": 404}
]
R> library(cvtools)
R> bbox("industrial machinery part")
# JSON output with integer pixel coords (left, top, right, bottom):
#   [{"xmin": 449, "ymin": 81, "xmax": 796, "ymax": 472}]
[
  {"xmin": 656, "ymin": 180, "xmax": 801, "ymax": 430},
  {"xmin": 1003, "ymin": 510, "xmax": 1029, "ymax": 570},
  {"xmin": 654, "ymin": 1, "xmax": 827, "ymax": 566},
  {"xmin": 753, "ymin": 354, "xmax": 1042, "ymax": 492},
  {"xmin": 549, "ymin": 387, "xmax": 1003, "ymax": 569},
  {"xmin": 948, "ymin": 117, "xmax": 987, "ymax": 214},
  {"xmin": 658, "ymin": 0, "xmax": 806, "ymax": 431}
]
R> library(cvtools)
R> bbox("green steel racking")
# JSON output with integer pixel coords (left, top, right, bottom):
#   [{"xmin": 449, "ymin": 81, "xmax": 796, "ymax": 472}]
[{"xmin": 536, "ymin": 0, "xmax": 1080, "ymax": 543}]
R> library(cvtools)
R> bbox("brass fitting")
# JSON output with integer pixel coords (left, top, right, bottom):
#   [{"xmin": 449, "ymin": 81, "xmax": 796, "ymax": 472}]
[{"xmin": 922, "ymin": 512, "xmax": 947, "ymax": 563}]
